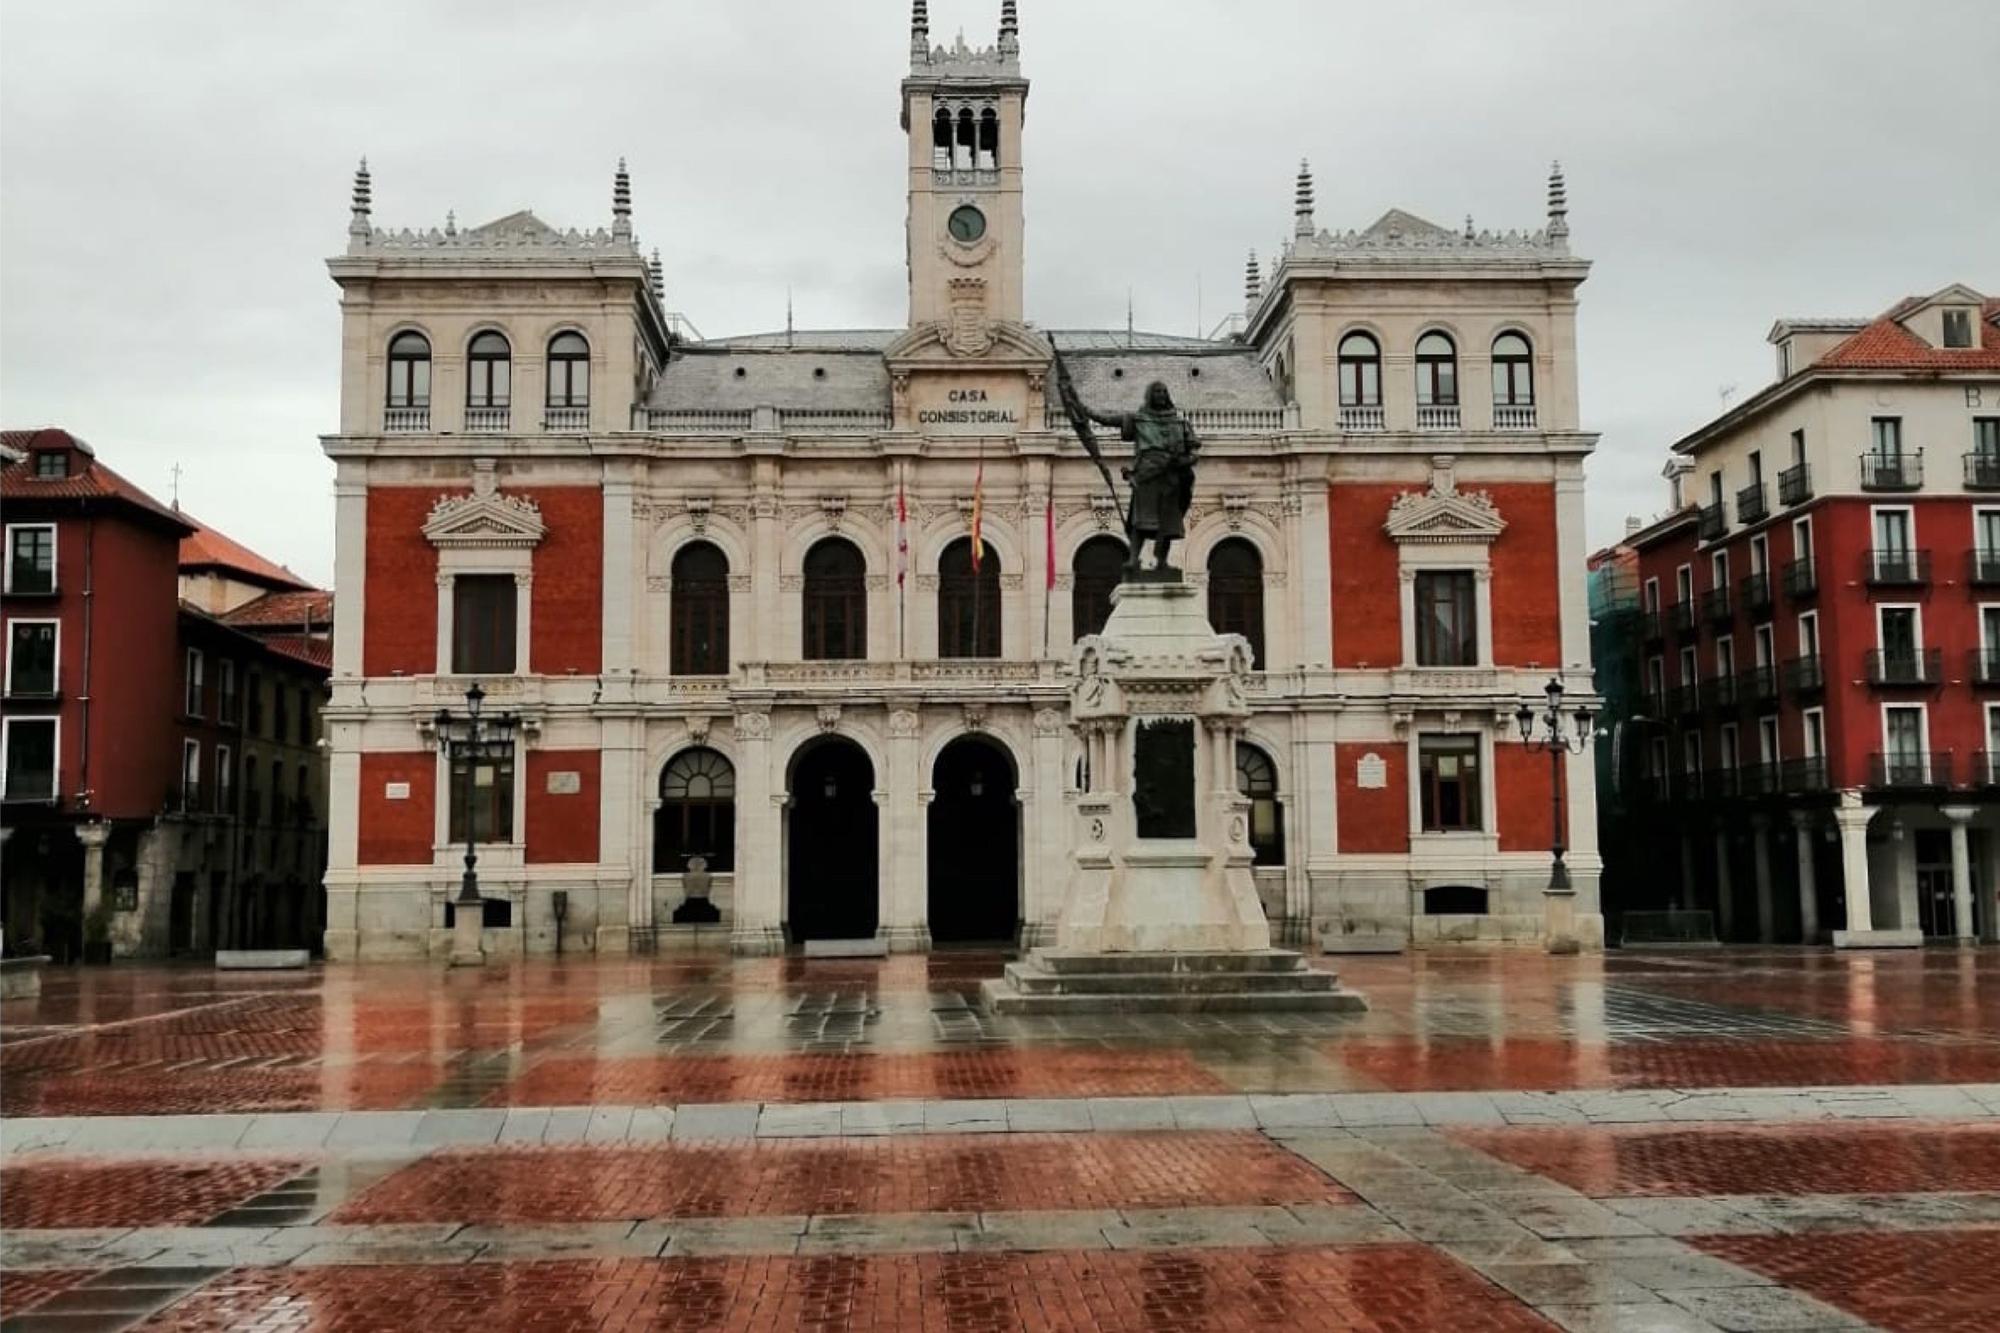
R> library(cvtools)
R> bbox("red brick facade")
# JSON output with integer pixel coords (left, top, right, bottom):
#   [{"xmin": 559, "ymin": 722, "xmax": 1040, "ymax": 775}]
[
  {"xmin": 525, "ymin": 749, "xmax": 601, "ymax": 864},
  {"xmin": 357, "ymin": 752, "xmax": 435, "ymax": 866}
]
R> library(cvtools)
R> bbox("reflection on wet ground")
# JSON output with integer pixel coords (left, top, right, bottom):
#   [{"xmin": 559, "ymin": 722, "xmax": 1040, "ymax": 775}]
[{"xmin": 3, "ymin": 947, "xmax": 1995, "ymax": 1115}]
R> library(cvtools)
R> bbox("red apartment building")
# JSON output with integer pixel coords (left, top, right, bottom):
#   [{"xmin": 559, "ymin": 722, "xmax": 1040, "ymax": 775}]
[
  {"xmin": 1612, "ymin": 285, "xmax": 1999, "ymax": 947},
  {"xmin": 1, "ymin": 428, "xmax": 331, "ymax": 960}
]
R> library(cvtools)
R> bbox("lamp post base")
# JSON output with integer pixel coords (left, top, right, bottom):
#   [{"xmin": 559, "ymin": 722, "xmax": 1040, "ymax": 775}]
[
  {"xmin": 1543, "ymin": 888, "xmax": 1580, "ymax": 956},
  {"xmin": 448, "ymin": 905, "xmax": 485, "ymax": 968}
]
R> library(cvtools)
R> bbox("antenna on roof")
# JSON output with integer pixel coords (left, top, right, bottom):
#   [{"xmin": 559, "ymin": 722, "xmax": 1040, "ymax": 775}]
[
  {"xmin": 169, "ymin": 462, "xmax": 183, "ymax": 511},
  {"xmin": 786, "ymin": 287, "xmax": 794, "ymax": 347},
  {"xmin": 1126, "ymin": 288, "xmax": 1134, "ymax": 347}
]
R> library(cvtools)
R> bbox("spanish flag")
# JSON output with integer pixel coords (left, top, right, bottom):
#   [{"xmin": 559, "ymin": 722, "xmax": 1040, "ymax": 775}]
[{"xmin": 969, "ymin": 454, "xmax": 985, "ymax": 573}]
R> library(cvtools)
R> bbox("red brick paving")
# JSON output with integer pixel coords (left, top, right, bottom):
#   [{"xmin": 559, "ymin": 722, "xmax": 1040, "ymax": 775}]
[
  {"xmin": 0, "ymin": 1157, "xmax": 308, "ymax": 1229},
  {"xmin": 1453, "ymin": 1122, "xmax": 2000, "ymax": 1198},
  {"xmin": 133, "ymin": 1247, "xmax": 1551, "ymax": 1332},
  {"xmin": 333, "ymin": 1133, "xmax": 1352, "ymax": 1224},
  {"xmin": 0, "ymin": 1060, "xmax": 447, "ymax": 1116},
  {"xmin": 1337, "ymin": 1036, "xmax": 2000, "ymax": 1091},
  {"xmin": 1695, "ymin": 1231, "xmax": 2000, "ymax": 1333},
  {"xmin": 0, "ymin": 1269, "xmax": 91, "ymax": 1317},
  {"xmin": 488, "ymin": 1049, "xmax": 1233, "ymax": 1107}
]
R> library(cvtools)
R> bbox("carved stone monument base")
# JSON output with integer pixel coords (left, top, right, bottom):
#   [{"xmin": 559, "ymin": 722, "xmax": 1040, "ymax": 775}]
[{"xmin": 982, "ymin": 581, "xmax": 1365, "ymax": 1015}]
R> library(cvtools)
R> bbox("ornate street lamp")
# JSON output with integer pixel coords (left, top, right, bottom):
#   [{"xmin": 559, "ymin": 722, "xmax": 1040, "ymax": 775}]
[
  {"xmin": 1516, "ymin": 676, "xmax": 1594, "ymax": 955},
  {"xmin": 432, "ymin": 682, "xmax": 518, "ymax": 966}
]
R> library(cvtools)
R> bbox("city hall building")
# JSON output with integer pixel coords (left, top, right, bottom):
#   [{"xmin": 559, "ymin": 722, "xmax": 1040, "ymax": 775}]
[{"xmin": 320, "ymin": 5, "xmax": 1601, "ymax": 960}]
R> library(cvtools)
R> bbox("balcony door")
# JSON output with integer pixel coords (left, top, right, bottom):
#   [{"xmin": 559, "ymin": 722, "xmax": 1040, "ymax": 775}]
[{"xmin": 1883, "ymin": 707, "xmax": 1925, "ymax": 783}]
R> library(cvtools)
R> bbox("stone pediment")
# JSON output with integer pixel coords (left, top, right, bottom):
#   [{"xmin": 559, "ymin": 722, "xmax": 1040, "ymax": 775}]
[
  {"xmin": 1359, "ymin": 208, "xmax": 1456, "ymax": 243},
  {"xmin": 1384, "ymin": 458, "xmax": 1505, "ymax": 545},
  {"xmin": 883, "ymin": 319, "xmax": 1052, "ymax": 369},
  {"xmin": 424, "ymin": 460, "xmax": 546, "ymax": 549},
  {"xmin": 466, "ymin": 210, "xmax": 561, "ymax": 241}
]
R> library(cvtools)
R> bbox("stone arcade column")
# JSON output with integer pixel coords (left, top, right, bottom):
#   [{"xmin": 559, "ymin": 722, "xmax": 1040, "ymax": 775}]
[
  {"xmin": 1750, "ymin": 814, "xmax": 1776, "ymax": 943},
  {"xmin": 1943, "ymin": 806, "xmax": 1978, "ymax": 943},
  {"xmin": 729, "ymin": 710, "xmax": 783, "ymax": 954},
  {"xmin": 882, "ymin": 707, "xmax": 928, "ymax": 952},
  {"xmin": 1713, "ymin": 830, "xmax": 1736, "ymax": 941},
  {"xmin": 1832, "ymin": 790, "xmax": 1921, "ymax": 948},
  {"xmin": 1791, "ymin": 812, "xmax": 1821, "ymax": 944},
  {"xmin": 77, "ymin": 821, "xmax": 110, "ymax": 921},
  {"xmin": 1023, "ymin": 705, "xmax": 1069, "ymax": 947}
]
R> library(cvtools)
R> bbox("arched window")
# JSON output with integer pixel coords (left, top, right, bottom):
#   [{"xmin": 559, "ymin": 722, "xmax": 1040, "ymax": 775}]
[
  {"xmin": 978, "ymin": 107, "xmax": 1000, "ymax": 169},
  {"xmin": 466, "ymin": 331, "xmax": 511, "ymax": 409},
  {"xmin": 955, "ymin": 107, "xmax": 976, "ymax": 169},
  {"xmin": 932, "ymin": 107, "xmax": 953, "ymax": 170},
  {"xmin": 1337, "ymin": 332, "xmax": 1381, "ymax": 406},
  {"xmin": 1492, "ymin": 332, "xmax": 1535, "ymax": 405},
  {"xmin": 1415, "ymin": 332, "xmax": 1458, "ymax": 406},
  {"xmin": 545, "ymin": 332, "xmax": 590, "ymax": 409},
  {"xmin": 654, "ymin": 747, "xmax": 734, "ymax": 873},
  {"xmin": 1072, "ymin": 536, "xmax": 1128, "ymax": 640},
  {"xmin": 386, "ymin": 331, "xmax": 430, "ymax": 408},
  {"xmin": 670, "ymin": 542, "xmax": 729, "ymax": 675},
  {"xmin": 1236, "ymin": 743, "xmax": 1284, "ymax": 867},
  {"xmin": 803, "ymin": 537, "xmax": 866, "ymax": 660},
  {"xmin": 938, "ymin": 537, "xmax": 1000, "ymax": 658},
  {"xmin": 1207, "ymin": 538, "xmax": 1265, "ymax": 668}
]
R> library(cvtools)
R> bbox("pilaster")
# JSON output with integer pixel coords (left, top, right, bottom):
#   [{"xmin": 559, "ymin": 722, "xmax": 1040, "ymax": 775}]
[
  {"xmin": 730, "ymin": 711, "xmax": 782, "ymax": 954},
  {"xmin": 1791, "ymin": 811, "xmax": 1820, "ymax": 943},
  {"xmin": 1942, "ymin": 806, "xmax": 1977, "ymax": 943}
]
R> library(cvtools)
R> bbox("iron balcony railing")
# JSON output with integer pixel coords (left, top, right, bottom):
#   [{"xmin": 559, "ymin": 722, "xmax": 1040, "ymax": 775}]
[
  {"xmin": 1740, "ymin": 762, "xmax": 1783, "ymax": 797},
  {"xmin": 1864, "ymin": 648, "xmax": 1941, "ymax": 686},
  {"xmin": 1669, "ymin": 600, "xmax": 1697, "ymax": 634},
  {"xmin": 1971, "ymin": 548, "xmax": 2000, "ymax": 586},
  {"xmin": 1739, "ymin": 572, "xmax": 1773, "ymax": 616},
  {"xmin": 1670, "ymin": 683, "xmax": 1702, "ymax": 716},
  {"xmin": 1736, "ymin": 480, "xmax": 1769, "ymax": 525},
  {"xmin": 0, "ymin": 764, "xmax": 59, "ymax": 803},
  {"xmin": 1705, "ymin": 766, "xmax": 1742, "ymax": 800},
  {"xmin": 1700, "ymin": 587, "xmax": 1733, "ymax": 626},
  {"xmin": 1972, "ymin": 648, "xmax": 2000, "ymax": 687},
  {"xmin": 1641, "ymin": 608, "xmax": 1664, "ymax": 643},
  {"xmin": 1641, "ymin": 690, "xmax": 1670, "ymax": 721},
  {"xmin": 1739, "ymin": 664, "xmax": 1780, "ymax": 705},
  {"xmin": 1866, "ymin": 750, "xmax": 1952, "ymax": 789},
  {"xmin": 1865, "ymin": 548, "xmax": 1931, "ymax": 586},
  {"xmin": 1781, "ymin": 756, "xmax": 1831, "ymax": 793},
  {"xmin": 1782, "ymin": 558, "xmax": 1817, "ymax": 599},
  {"xmin": 1705, "ymin": 673, "xmax": 1740, "ymax": 710},
  {"xmin": 1859, "ymin": 451, "xmax": 1922, "ymax": 491},
  {"xmin": 1697, "ymin": 500, "xmax": 1728, "ymax": 542},
  {"xmin": 1782, "ymin": 655, "xmax": 1825, "ymax": 695},
  {"xmin": 1972, "ymin": 751, "xmax": 2000, "ymax": 787},
  {"xmin": 1965, "ymin": 452, "xmax": 2000, "ymax": 490},
  {"xmin": 1777, "ymin": 462, "xmax": 1813, "ymax": 506}
]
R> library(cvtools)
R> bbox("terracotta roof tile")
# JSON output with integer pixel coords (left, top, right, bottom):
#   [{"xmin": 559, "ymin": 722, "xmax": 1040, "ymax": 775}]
[
  {"xmin": 222, "ymin": 589, "xmax": 334, "ymax": 629},
  {"xmin": 1815, "ymin": 297, "xmax": 2000, "ymax": 371},
  {"xmin": 0, "ymin": 429, "xmax": 191, "ymax": 531},
  {"xmin": 261, "ymin": 635, "xmax": 333, "ymax": 672},
  {"xmin": 178, "ymin": 518, "xmax": 312, "ymax": 589}
]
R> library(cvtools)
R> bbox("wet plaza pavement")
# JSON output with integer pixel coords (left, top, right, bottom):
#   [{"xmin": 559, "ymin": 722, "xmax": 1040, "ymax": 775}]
[{"xmin": 2, "ymin": 947, "xmax": 1996, "ymax": 1330}]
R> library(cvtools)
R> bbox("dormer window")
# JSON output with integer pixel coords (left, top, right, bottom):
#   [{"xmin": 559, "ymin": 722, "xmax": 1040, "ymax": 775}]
[
  {"xmin": 1776, "ymin": 339, "xmax": 1793, "ymax": 379},
  {"xmin": 33, "ymin": 451, "xmax": 68, "ymax": 479},
  {"xmin": 1943, "ymin": 308, "xmax": 1974, "ymax": 348}
]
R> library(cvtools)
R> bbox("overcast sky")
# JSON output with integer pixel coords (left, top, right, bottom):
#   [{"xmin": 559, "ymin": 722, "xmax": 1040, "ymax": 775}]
[{"xmin": 4, "ymin": 1, "xmax": 1995, "ymax": 587}]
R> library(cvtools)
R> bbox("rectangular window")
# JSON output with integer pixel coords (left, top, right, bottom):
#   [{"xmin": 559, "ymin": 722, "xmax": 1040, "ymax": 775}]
[
  {"xmin": 1759, "ymin": 716, "xmax": 1780, "ymax": 765},
  {"xmin": 6, "ymin": 525, "xmax": 56, "ymax": 595},
  {"xmin": 33, "ymin": 451, "xmax": 68, "ymax": 478},
  {"xmin": 6, "ymin": 620, "xmax": 58, "ymax": 696},
  {"xmin": 1754, "ymin": 624, "xmax": 1775, "ymax": 669},
  {"xmin": 1646, "ymin": 655, "xmax": 1665, "ymax": 700},
  {"xmin": 1981, "ymin": 509, "xmax": 2000, "ymax": 558},
  {"xmin": 1413, "ymin": 570, "xmax": 1477, "ymax": 666},
  {"xmin": 1683, "ymin": 733, "xmax": 1703, "ymax": 777},
  {"xmin": 1718, "ymin": 724, "xmax": 1739, "ymax": 771},
  {"xmin": 1793, "ymin": 516, "xmax": 1813, "ymax": 562},
  {"xmin": 452, "ymin": 575, "xmax": 518, "ymax": 674},
  {"xmin": 1675, "ymin": 564, "xmax": 1693, "ymax": 604},
  {"xmin": 1747, "ymin": 450, "xmax": 1763, "ymax": 484},
  {"xmin": 1, "ymin": 717, "xmax": 58, "ymax": 800},
  {"xmin": 1679, "ymin": 645, "xmax": 1698, "ymax": 685},
  {"xmin": 1715, "ymin": 635, "xmax": 1736, "ymax": 680},
  {"xmin": 1870, "ymin": 417, "xmax": 1903, "ymax": 459},
  {"xmin": 184, "ymin": 648, "xmax": 204, "ymax": 717},
  {"xmin": 1798, "ymin": 610, "xmax": 1820, "ymax": 659},
  {"xmin": 1643, "ymin": 578, "xmax": 1660, "ymax": 615},
  {"xmin": 448, "ymin": 750, "xmax": 516, "ymax": 844},
  {"xmin": 1884, "ymin": 706, "xmax": 1924, "ymax": 761},
  {"xmin": 1790, "ymin": 428, "xmax": 1806, "ymax": 468},
  {"xmin": 180, "ymin": 739, "xmax": 201, "ymax": 811},
  {"xmin": 217, "ymin": 744, "xmax": 233, "ymax": 815},
  {"xmin": 1417, "ymin": 735, "xmax": 1482, "ymax": 832},
  {"xmin": 244, "ymin": 761, "xmax": 261, "ymax": 828},
  {"xmin": 1710, "ymin": 550, "xmax": 1729, "ymax": 588},
  {"xmin": 1649, "ymin": 736, "xmax": 1669, "ymax": 779},
  {"xmin": 218, "ymin": 660, "xmax": 236, "ymax": 724},
  {"xmin": 247, "ymin": 672, "xmax": 263, "ymax": 734},
  {"xmin": 1879, "ymin": 606, "xmax": 1919, "ymax": 658},
  {"xmin": 1977, "ymin": 418, "xmax": 2000, "ymax": 459},
  {"xmin": 1984, "ymin": 605, "xmax": 2000, "ymax": 656},
  {"xmin": 1802, "ymin": 708, "xmax": 1825, "ymax": 760},
  {"xmin": 1749, "ymin": 534, "xmax": 1769, "ymax": 577},
  {"xmin": 1943, "ymin": 308, "xmax": 1973, "ymax": 348},
  {"xmin": 1873, "ymin": 508, "xmax": 1912, "ymax": 554}
]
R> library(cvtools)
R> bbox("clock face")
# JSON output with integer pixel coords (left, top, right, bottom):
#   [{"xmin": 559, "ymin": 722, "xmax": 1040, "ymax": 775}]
[{"xmin": 947, "ymin": 205, "xmax": 987, "ymax": 243}]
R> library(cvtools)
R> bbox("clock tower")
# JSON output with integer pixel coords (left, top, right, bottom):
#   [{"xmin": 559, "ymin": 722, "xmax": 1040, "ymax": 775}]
[{"xmin": 902, "ymin": 1, "xmax": 1027, "ymax": 332}]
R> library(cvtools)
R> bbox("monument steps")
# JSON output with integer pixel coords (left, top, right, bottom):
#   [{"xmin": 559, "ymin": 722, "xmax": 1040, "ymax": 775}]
[{"xmin": 982, "ymin": 948, "xmax": 1368, "ymax": 1014}]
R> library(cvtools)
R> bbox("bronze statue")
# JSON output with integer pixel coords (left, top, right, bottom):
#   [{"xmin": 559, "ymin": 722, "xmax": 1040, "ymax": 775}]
[{"xmin": 1053, "ymin": 343, "xmax": 1201, "ymax": 574}]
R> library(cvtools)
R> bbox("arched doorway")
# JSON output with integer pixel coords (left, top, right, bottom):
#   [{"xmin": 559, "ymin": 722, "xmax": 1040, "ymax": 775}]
[
  {"xmin": 927, "ymin": 735, "xmax": 1019, "ymax": 943},
  {"xmin": 787, "ymin": 738, "xmax": 878, "ymax": 943}
]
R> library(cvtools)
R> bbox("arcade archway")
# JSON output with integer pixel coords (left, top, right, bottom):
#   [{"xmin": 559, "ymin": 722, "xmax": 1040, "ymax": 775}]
[
  {"xmin": 927, "ymin": 735, "xmax": 1019, "ymax": 943},
  {"xmin": 786, "ymin": 738, "xmax": 879, "ymax": 943}
]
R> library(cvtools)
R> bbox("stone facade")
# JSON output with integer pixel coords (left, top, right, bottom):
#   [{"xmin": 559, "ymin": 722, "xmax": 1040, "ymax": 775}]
[{"xmin": 320, "ymin": 8, "xmax": 1602, "ymax": 960}]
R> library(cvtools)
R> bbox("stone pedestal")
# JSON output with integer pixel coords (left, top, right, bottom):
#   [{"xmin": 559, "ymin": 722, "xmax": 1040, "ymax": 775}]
[
  {"xmin": 448, "ymin": 902, "xmax": 485, "ymax": 967},
  {"xmin": 983, "ymin": 580, "xmax": 1365, "ymax": 1015}
]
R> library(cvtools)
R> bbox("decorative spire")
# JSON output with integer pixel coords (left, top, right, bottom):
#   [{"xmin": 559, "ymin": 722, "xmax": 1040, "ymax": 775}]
[
  {"xmin": 998, "ymin": 0, "xmax": 1018, "ymax": 56},
  {"xmin": 348, "ymin": 157, "xmax": 371, "ymax": 239},
  {"xmin": 648, "ymin": 248, "xmax": 665, "ymax": 302},
  {"xmin": 912, "ymin": 0, "xmax": 929, "ymax": 57},
  {"xmin": 1244, "ymin": 250, "xmax": 1261, "ymax": 309},
  {"xmin": 1293, "ymin": 159, "xmax": 1315, "ymax": 238},
  {"xmin": 612, "ymin": 158, "xmax": 632, "ymax": 241},
  {"xmin": 1464, "ymin": 214, "xmax": 1475, "ymax": 241},
  {"xmin": 445, "ymin": 209, "xmax": 457, "ymax": 236},
  {"xmin": 1546, "ymin": 160, "xmax": 1568, "ymax": 242}
]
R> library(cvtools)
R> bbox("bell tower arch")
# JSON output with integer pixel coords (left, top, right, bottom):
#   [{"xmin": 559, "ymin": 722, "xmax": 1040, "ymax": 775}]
[{"xmin": 902, "ymin": 1, "xmax": 1027, "ymax": 329}]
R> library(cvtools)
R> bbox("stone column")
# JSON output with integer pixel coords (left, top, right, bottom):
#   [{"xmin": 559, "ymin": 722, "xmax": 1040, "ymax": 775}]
[
  {"xmin": 1791, "ymin": 811, "xmax": 1820, "ymax": 944},
  {"xmin": 1750, "ymin": 814, "xmax": 1776, "ymax": 943},
  {"xmin": 1832, "ymin": 791, "xmax": 1875, "ymax": 939},
  {"xmin": 1024, "ymin": 706, "xmax": 1068, "ymax": 945},
  {"xmin": 882, "ymin": 708, "xmax": 928, "ymax": 951},
  {"xmin": 1942, "ymin": 805, "xmax": 1978, "ymax": 943},
  {"xmin": 77, "ymin": 821, "xmax": 110, "ymax": 920},
  {"xmin": 1713, "ymin": 829, "xmax": 1735, "ymax": 941},
  {"xmin": 729, "ymin": 711, "xmax": 783, "ymax": 954},
  {"xmin": 1679, "ymin": 832, "xmax": 1698, "ymax": 911}
]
